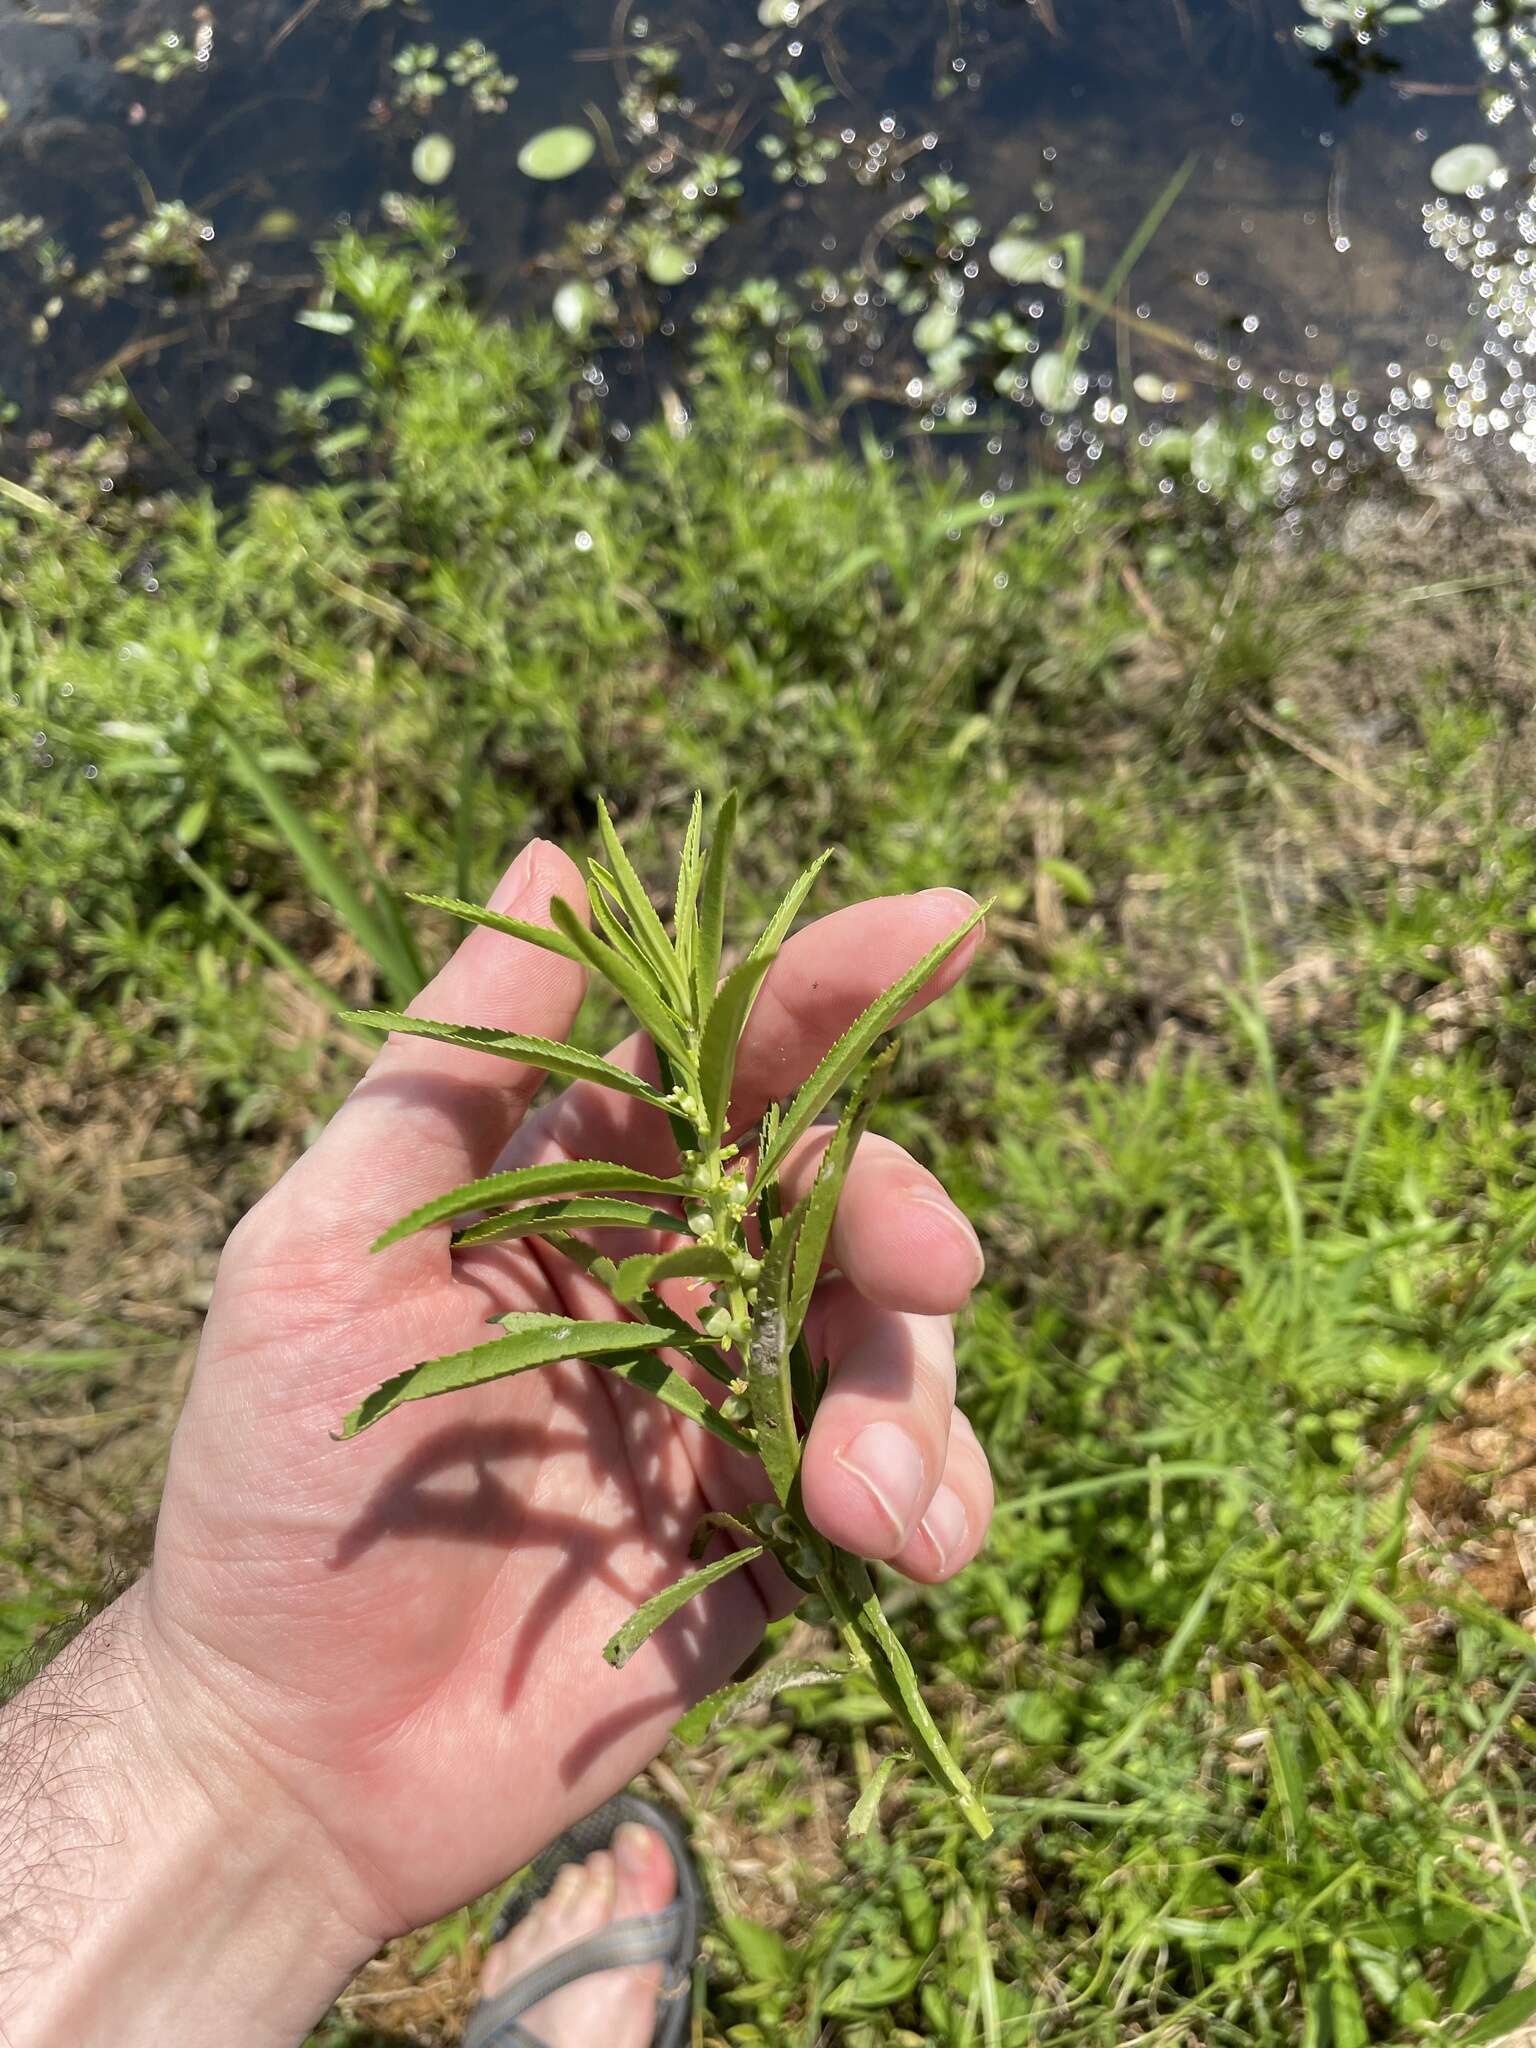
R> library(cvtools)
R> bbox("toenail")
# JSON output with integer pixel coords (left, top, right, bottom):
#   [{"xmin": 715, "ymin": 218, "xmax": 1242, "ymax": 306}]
[{"xmin": 614, "ymin": 1822, "xmax": 653, "ymax": 1879}]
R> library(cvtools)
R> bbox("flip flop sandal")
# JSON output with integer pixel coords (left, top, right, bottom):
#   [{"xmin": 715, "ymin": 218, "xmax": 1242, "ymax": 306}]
[{"xmin": 463, "ymin": 1793, "xmax": 702, "ymax": 2048}]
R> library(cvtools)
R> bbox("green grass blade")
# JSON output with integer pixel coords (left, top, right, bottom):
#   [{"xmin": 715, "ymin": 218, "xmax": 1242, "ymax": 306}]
[
  {"xmin": 1336, "ymin": 1006, "xmax": 1405, "ymax": 1220},
  {"xmin": 788, "ymin": 1045, "xmax": 897, "ymax": 1344},
  {"xmin": 448, "ymin": 1198, "xmax": 682, "ymax": 1248},
  {"xmin": 602, "ymin": 1543, "xmax": 765, "ymax": 1668},
  {"xmin": 342, "ymin": 1011, "xmax": 671, "ymax": 1106},
  {"xmin": 697, "ymin": 946, "xmax": 781, "ymax": 1145},
  {"xmin": 222, "ymin": 728, "xmax": 420, "ymax": 1006},
  {"xmin": 611, "ymin": 1244, "xmax": 738, "ymax": 1303},
  {"xmin": 338, "ymin": 1313, "xmax": 679, "ymax": 1436},
  {"xmin": 405, "ymin": 892, "xmax": 589, "ymax": 968},
  {"xmin": 755, "ymin": 902, "xmax": 988, "ymax": 1190},
  {"xmin": 371, "ymin": 1159, "xmax": 685, "ymax": 1250},
  {"xmin": 594, "ymin": 796, "xmax": 687, "ymax": 1003},
  {"xmin": 175, "ymin": 842, "xmax": 367, "ymax": 1035},
  {"xmin": 748, "ymin": 1201, "xmax": 805, "ymax": 1503},
  {"xmin": 549, "ymin": 897, "xmax": 688, "ymax": 1059},
  {"xmin": 694, "ymin": 788, "xmax": 738, "ymax": 1018}
]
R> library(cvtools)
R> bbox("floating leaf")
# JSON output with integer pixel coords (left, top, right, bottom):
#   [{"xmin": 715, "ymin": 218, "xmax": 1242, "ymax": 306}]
[
  {"xmin": 343, "ymin": 1011, "xmax": 672, "ymax": 1106},
  {"xmin": 1431, "ymin": 143, "xmax": 1503, "ymax": 195},
  {"xmin": 411, "ymin": 133, "xmax": 455, "ymax": 185},
  {"xmin": 339, "ymin": 1313, "xmax": 679, "ymax": 1437},
  {"xmin": 553, "ymin": 280, "xmax": 601, "ymax": 336},
  {"xmin": 755, "ymin": 901, "xmax": 987, "ymax": 1188},
  {"xmin": 913, "ymin": 302, "xmax": 958, "ymax": 355},
  {"xmin": 371, "ymin": 1158, "xmax": 684, "ymax": 1251},
  {"xmin": 644, "ymin": 240, "xmax": 691, "ymax": 286},
  {"xmin": 295, "ymin": 307, "xmax": 355, "ymax": 336},
  {"xmin": 1030, "ymin": 351, "xmax": 1080, "ymax": 413},
  {"xmin": 602, "ymin": 1543, "xmax": 765, "ymax": 1668},
  {"xmin": 990, "ymin": 233, "xmax": 1056, "ymax": 285},
  {"xmin": 517, "ymin": 125, "xmax": 595, "ymax": 180}
]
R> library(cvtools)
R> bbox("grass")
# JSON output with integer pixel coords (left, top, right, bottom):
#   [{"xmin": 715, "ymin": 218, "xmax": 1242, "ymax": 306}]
[{"xmin": 8, "ymin": 226, "xmax": 1536, "ymax": 2042}]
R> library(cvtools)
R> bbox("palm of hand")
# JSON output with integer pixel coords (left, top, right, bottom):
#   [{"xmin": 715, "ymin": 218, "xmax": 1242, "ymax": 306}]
[{"xmin": 142, "ymin": 840, "xmax": 992, "ymax": 1945}]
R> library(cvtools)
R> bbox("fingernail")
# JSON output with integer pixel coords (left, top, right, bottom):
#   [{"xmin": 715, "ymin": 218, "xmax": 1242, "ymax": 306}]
[
  {"xmin": 614, "ymin": 1823, "xmax": 652, "ymax": 1880},
  {"xmin": 918, "ymin": 1486, "xmax": 968, "ymax": 1575},
  {"xmin": 912, "ymin": 1193, "xmax": 985, "ymax": 1286},
  {"xmin": 920, "ymin": 887, "xmax": 979, "ymax": 920},
  {"xmin": 488, "ymin": 839, "xmax": 540, "ymax": 914},
  {"xmin": 837, "ymin": 1421, "xmax": 926, "ymax": 1548}
]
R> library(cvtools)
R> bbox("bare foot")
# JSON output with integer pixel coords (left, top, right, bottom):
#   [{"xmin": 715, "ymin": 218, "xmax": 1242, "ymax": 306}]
[{"xmin": 475, "ymin": 1822, "xmax": 676, "ymax": 2048}]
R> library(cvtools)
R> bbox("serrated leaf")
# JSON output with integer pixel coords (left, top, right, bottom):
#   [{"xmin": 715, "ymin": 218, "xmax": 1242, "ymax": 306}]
[
  {"xmin": 407, "ymin": 892, "xmax": 589, "ymax": 968},
  {"xmin": 673, "ymin": 1659, "xmax": 845, "ymax": 1743},
  {"xmin": 605, "ymin": 1346, "xmax": 747, "ymax": 1436},
  {"xmin": 848, "ymin": 1751, "xmax": 906, "ymax": 1838},
  {"xmin": 372, "ymin": 1159, "xmax": 685, "ymax": 1251},
  {"xmin": 602, "ymin": 1543, "xmax": 765, "ymax": 1668},
  {"xmin": 610, "ymin": 1244, "xmax": 737, "ymax": 1304},
  {"xmin": 549, "ymin": 897, "xmax": 687, "ymax": 1058},
  {"xmin": 698, "ymin": 946, "xmax": 780, "ymax": 1145},
  {"xmin": 594, "ymin": 797, "xmax": 686, "ymax": 1003},
  {"xmin": 748, "ymin": 1202, "xmax": 805, "ymax": 1503},
  {"xmin": 754, "ymin": 901, "xmax": 987, "ymax": 1190},
  {"xmin": 450, "ymin": 1197, "xmax": 681, "ymax": 1249},
  {"xmin": 744, "ymin": 850, "xmax": 831, "ymax": 964},
  {"xmin": 339, "ymin": 1313, "xmax": 678, "ymax": 1436},
  {"xmin": 694, "ymin": 789, "xmax": 738, "ymax": 1018},
  {"xmin": 342, "ymin": 1011, "xmax": 672, "ymax": 1107},
  {"xmin": 787, "ymin": 1045, "xmax": 897, "ymax": 1343},
  {"xmin": 674, "ymin": 793, "xmax": 704, "ymax": 998}
]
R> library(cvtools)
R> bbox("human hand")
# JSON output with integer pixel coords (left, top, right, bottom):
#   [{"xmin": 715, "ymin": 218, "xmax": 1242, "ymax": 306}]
[{"xmin": 2, "ymin": 837, "xmax": 992, "ymax": 2046}]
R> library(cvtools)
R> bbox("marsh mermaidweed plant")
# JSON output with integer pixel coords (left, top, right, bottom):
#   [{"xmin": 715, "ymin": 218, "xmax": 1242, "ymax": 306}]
[{"xmin": 338, "ymin": 793, "xmax": 993, "ymax": 1839}]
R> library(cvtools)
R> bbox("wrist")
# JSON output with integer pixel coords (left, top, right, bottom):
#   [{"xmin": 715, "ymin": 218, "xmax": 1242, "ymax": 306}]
[{"xmin": 0, "ymin": 1579, "xmax": 376, "ymax": 2048}]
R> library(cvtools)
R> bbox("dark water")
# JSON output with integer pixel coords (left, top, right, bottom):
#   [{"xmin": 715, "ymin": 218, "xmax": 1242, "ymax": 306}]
[{"xmin": 0, "ymin": 0, "xmax": 1523, "ymax": 489}]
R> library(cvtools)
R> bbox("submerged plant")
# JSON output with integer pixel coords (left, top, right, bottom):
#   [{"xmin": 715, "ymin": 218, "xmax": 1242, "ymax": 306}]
[{"xmin": 340, "ymin": 793, "xmax": 992, "ymax": 1838}]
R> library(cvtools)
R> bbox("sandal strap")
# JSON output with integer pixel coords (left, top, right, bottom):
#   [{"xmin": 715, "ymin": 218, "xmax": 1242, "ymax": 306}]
[{"xmin": 462, "ymin": 1904, "xmax": 685, "ymax": 2048}]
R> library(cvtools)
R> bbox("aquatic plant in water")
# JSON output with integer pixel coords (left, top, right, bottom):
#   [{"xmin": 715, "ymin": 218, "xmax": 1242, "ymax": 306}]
[{"xmin": 340, "ymin": 793, "xmax": 993, "ymax": 1838}]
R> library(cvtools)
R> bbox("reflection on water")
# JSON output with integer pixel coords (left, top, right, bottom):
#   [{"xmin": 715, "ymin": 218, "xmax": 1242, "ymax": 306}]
[{"xmin": 0, "ymin": 0, "xmax": 1530, "ymax": 490}]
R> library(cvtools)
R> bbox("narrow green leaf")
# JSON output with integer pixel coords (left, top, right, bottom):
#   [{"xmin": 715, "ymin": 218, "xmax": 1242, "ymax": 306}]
[
  {"xmin": 611, "ymin": 1244, "xmax": 737, "ymax": 1304},
  {"xmin": 674, "ymin": 793, "xmax": 704, "ymax": 997},
  {"xmin": 372, "ymin": 1159, "xmax": 684, "ymax": 1251},
  {"xmin": 748, "ymin": 1202, "xmax": 805, "ymax": 1503},
  {"xmin": 1457, "ymin": 1978, "xmax": 1536, "ymax": 2044},
  {"xmin": 694, "ymin": 789, "xmax": 738, "ymax": 1018},
  {"xmin": 549, "ymin": 898, "xmax": 687, "ymax": 1058},
  {"xmin": 602, "ymin": 1543, "xmax": 765, "ymax": 1668},
  {"xmin": 848, "ymin": 1751, "xmax": 906, "ymax": 1839},
  {"xmin": 343, "ymin": 1012, "xmax": 671, "ymax": 1106},
  {"xmin": 407, "ymin": 892, "xmax": 589, "ymax": 968},
  {"xmin": 339, "ymin": 1313, "xmax": 678, "ymax": 1436},
  {"xmin": 449, "ymin": 1198, "xmax": 681, "ymax": 1249},
  {"xmin": 606, "ymin": 1346, "xmax": 747, "ymax": 1429},
  {"xmin": 672, "ymin": 1659, "xmax": 845, "ymax": 1744},
  {"xmin": 787, "ymin": 1045, "xmax": 897, "ymax": 1344},
  {"xmin": 223, "ymin": 729, "xmax": 420, "ymax": 1005},
  {"xmin": 755, "ymin": 901, "xmax": 988, "ymax": 1190},
  {"xmin": 594, "ymin": 797, "xmax": 686, "ymax": 1002},
  {"xmin": 745, "ymin": 850, "xmax": 831, "ymax": 964},
  {"xmin": 588, "ymin": 867, "xmax": 665, "ymax": 987},
  {"xmin": 697, "ymin": 944, "xmax": 781, "ymax": 1145}
]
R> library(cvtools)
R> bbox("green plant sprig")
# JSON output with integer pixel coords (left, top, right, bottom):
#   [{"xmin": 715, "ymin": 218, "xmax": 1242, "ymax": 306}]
[{"xmin": 340, "ymin": 791, "xmax": 992, "ymax": 1839}]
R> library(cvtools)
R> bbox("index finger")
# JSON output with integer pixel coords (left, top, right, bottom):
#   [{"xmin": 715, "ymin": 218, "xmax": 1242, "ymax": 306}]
[{"xmin": 510, "ymin": 888, "xmax": 983, "ymax": 1176}]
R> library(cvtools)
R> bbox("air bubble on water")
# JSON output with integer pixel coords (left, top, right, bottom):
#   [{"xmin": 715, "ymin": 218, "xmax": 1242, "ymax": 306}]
[
  {"xmin": 1194, "ymin": 269, "xmax": 1209, "ymax": 287},
  {"xmin": 84, "ymin": 763, "xmax": 98, "ymax": 779}
]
